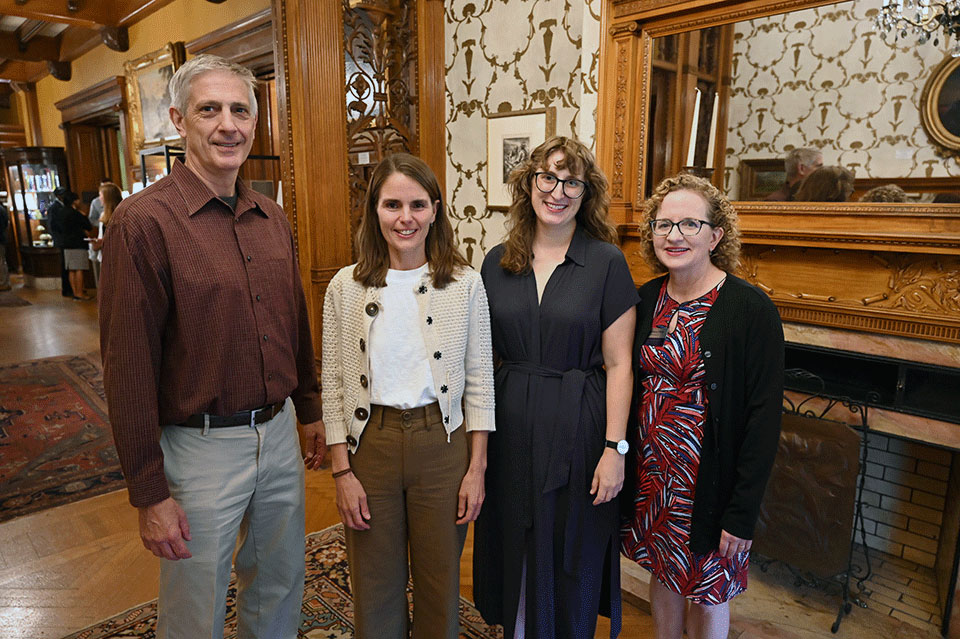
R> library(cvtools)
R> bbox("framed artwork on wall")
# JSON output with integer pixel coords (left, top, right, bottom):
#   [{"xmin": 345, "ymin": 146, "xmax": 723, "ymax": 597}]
[
  {"xmin": 921, "ymin": 53, "xmax": 960, "ymax": 161},
  {"xmin": 486, "ymin": 107, "xmax": 556, "ymax": 210},
  {"xmin": 738, "ymin": 158, "xmax": 786, "ymax": 200},
  {"xmin": 124, "ymin": 42, "xmax": 187, "ymax": 152}
]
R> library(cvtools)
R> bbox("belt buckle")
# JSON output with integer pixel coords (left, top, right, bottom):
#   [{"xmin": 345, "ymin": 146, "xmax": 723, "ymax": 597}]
[{"xmin": 250, "ymin": 407, "xmax": 257, "ymax": 428}]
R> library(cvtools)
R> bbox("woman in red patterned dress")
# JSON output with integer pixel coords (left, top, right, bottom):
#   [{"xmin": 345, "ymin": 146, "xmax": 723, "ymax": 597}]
[{"xmin": 621, "ymin": 175, "xmax": 784, "ymax": 639}]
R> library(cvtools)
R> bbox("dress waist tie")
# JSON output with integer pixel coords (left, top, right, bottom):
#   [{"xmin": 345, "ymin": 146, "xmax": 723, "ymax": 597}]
[{"xmin": 498, "ymin": 360, "xmax": 601, "ymax": 574}]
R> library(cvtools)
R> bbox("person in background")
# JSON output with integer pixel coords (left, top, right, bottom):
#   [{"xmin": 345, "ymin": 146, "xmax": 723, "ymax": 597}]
[
  {"xmin": 793, "ymin": 165, "xmax": 854, "ymax": 202},
  {"xmin": 764, "ymin": 148, "xmax": 823, "ymax": 202},
  {"xmin": 87, "ymin": 177, "xmax": 114, "ymax": 286},
  {"xmin": 99, "ymin": 54, "xmax": 325, "ymax": 638},
  {"xmin": 859, "ymin": 184, "xmax": 907, "ymax": 203},
  {"xmin": 0, "ymin": 201, "xmax": 10, "ymax": 291},
  {"xmin": 322, "ymin": 152, "xmax": 494, "ymax": 639},
  {"xmin": 622, "ymin": 174, "xmax": 784, "ymax": 639},
  {"xmin": 474, "ymin": 136, "xmax": 637, "ymax": 639},
  {"xmin": 47, "ymin": 187, "xmax": 75, "ymax": 297},
  {"xmin": 89, "ymin": 182, "xmax": 122, "ymax": 286},
  {"xmin": 54, "ymin": 190, "xmax": 93, "ymax": 300}
]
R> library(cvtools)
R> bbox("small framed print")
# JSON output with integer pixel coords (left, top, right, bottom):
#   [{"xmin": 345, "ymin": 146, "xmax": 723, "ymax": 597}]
[{"xmin": 486, "ymin": 107, "xmax": 556, "ymax": 210}]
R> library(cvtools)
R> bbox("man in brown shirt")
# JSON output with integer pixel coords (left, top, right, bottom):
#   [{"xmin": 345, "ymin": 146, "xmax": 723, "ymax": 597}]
[{"xmin": 99, "ymin": 54, "xmax": 325, "ymax": 638}]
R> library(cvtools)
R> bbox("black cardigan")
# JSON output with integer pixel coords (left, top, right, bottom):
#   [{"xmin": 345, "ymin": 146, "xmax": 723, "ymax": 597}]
[{"xmin": 626, "ymin": 273, "xmax": 784, "ymax": 554}]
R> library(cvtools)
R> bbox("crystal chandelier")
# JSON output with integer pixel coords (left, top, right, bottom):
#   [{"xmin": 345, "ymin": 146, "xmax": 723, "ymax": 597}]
[{"xmin": 875, "ymin": 0, "xmax": 960, "ymax": 55}]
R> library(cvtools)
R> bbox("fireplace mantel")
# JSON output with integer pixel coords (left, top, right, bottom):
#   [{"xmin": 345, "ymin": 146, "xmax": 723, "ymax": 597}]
[{"xmin": 619, "ymin": 203, "xmax": 960, "ymax": 345}]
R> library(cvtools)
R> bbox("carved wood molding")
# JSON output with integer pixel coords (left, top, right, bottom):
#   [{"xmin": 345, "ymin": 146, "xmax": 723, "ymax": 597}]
[
  {"xmin": 186, "ymin": 8, "xmax": 274, "ymax": 74},
  {"xmin": 53, "ymin": 75, "xmax": 125, "ymax": 124},
  {"xmin": 621, "ymin": 230, "xmax": 960, "ymax": 344}
]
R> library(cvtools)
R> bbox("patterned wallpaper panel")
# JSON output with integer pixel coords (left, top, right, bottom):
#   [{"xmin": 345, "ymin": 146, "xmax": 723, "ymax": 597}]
[
  {"xmin": 444, "ymin": 0, "xmax": 601, "ymax": 268},
  {"xmin": 724, "ymin": 0, "xmax": 960, "ymax": 198}
]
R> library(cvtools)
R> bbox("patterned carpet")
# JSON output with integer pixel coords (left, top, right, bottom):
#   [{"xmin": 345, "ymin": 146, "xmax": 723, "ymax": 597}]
[
  {"xmin": 0, "ymin": 352, "xmax": 123, "ymax": 523},
  {"xmin": 61, "ymin": 523, "xmax": 503, "ymax": 639}
]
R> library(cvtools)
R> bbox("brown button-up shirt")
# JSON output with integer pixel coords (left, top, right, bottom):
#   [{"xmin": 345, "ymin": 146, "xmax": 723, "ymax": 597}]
[{"xmin": 99, "ymin": 159, "xmax": 321, "ymax": 507}]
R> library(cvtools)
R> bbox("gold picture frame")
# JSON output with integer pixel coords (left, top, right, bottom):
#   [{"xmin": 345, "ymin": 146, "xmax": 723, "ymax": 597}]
[
  {"xmin": 124, "ymin": 42, "xmax": 187, "ymax": 152},
  {"xmin": 920, "ymin": 53, "xmax": 960, "ymax": 161},
  {"xmin": 738, "ymin": 158, "xmax": 786, "ymax": 200},
  {"xmin": 485, "ymin": 107, "xmax": 556, "ymax": 210}
]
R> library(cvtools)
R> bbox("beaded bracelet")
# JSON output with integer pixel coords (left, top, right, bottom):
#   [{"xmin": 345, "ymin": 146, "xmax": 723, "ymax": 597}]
[{"xmin": 332, "ymin": 468, "xmax": 354, "ymax": 479}]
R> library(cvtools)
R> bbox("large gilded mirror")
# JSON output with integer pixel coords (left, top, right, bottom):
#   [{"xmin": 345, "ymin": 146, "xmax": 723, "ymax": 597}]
[
  {"xmin": 637, "ymin": 0, "xmax": 960, "ymax": 202},
  {"xmin": 598, "ymin": 0, "xmax": 960, "ymax": 344}
]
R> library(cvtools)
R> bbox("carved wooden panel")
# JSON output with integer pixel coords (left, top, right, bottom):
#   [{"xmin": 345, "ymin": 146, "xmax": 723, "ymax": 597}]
[{"xmin": 343, "ymin": 0, "xmax": 419, "ymax": 253}]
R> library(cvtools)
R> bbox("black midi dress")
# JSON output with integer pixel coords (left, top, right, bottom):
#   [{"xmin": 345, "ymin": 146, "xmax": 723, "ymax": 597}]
[{"xmin": 473, "ymin": 227, "xmax": 639, "ymax": 639}]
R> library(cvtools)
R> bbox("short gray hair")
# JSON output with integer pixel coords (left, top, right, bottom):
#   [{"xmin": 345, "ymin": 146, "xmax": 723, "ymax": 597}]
[
  {"xmin": 168, "ymin": 54, "xmax": 258, "ymax": 118},
  {"xmin": 784, "ymin": 147, "xmax": 822, "ymax": 180}
]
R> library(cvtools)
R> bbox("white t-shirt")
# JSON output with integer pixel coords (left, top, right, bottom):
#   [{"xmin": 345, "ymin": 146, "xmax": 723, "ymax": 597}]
[{"xmin": 368, "ymin": 264, "xmax": 438, "ymax": 408}]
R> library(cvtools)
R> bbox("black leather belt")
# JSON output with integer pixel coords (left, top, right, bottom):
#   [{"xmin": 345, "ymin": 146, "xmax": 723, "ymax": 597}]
[{"xmin": 178, "ymin": 401, "xmax": 285, "ymax": 428}]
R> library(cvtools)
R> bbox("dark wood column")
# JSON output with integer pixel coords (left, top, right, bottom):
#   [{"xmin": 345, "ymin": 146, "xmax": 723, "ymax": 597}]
[{"xmin": 272, "ymin": 0, "xmax": 352, "ymax": 356}]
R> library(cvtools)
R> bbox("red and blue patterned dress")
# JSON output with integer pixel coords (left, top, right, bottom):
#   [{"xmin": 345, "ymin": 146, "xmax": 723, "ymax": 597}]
[{"xmin": 621, "ymin": 277, "xmax": 749, "ymax": 605}]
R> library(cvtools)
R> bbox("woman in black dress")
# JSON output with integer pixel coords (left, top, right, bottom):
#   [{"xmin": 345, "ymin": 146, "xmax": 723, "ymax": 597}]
[{"xmin": 474, "ymin": 136, "xmax": 638, "ymax": 638}]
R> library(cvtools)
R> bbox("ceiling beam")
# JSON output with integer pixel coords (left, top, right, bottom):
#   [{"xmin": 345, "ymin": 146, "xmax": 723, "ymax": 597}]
[
  {"xmin": 0, "ymin": 0, "xmax": 176, "ymax": 28},
  {"xmin": 0, "ymin": 59, "xmax": 48, "ymax": 83},
  {"xmin": 0, "ymin": 32, "xmax": 61, "ymax": 62}
]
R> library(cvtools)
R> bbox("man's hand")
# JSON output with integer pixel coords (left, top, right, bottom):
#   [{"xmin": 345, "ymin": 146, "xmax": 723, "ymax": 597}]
[
  {"xmin": 138, "ymin": 497, "xmax": 192, "ymax": 560},
  {"xmin": 301, "ymin": 419, "xmax": 327, "ymax": 470}
]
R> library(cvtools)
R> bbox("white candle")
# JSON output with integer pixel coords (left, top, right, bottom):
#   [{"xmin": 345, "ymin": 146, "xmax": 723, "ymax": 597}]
[
  {"xmin": 705, "ymin": 91, "xmax": 719, "ymax": 168},
  {"xmin": 686, "ymin": 87, "xmax": 702, "ymax": 167}
]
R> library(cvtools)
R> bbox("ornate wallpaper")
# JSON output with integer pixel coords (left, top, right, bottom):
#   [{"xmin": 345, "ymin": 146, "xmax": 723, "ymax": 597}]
[
  {"xmin": 724, "ymin": 0, "xmax": 960, "ymax": 197},
  {"xmin": 444, "ymin": 0, "xmax": 601, "ymax": 268}
]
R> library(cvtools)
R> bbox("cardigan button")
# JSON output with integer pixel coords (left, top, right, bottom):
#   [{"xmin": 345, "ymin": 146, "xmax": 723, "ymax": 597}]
[
  {"xmin": 360, "ymin": 374, "xmax": 368, "ymax": 388},
  {"xmin": 354, "ymin": 407, "xmax": 368, "ymax": 421},
  {"xmin": 365, "ymin": 302, "xmax": 379, "ymax": 317},
  {"xmin": 703, "ymin": 350, "xmax": 712, "ymax": 358},
  {"xmin": 346, "ymin": 435, "xmax": 358, "ymax": 446},
  {"xmin": 709, "ymin": 382, "xmax": 718, "ymax": 390}
]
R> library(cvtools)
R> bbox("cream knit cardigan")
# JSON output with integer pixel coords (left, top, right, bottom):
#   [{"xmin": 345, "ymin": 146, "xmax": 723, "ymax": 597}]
[{"xmin": 322, "ymin": 264, "xmax": 495, "ymax": 451}]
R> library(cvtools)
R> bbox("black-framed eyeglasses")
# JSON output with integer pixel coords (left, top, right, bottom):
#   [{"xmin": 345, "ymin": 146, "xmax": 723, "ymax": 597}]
[
  {"xmin": 533, "ymin": 172, "xmax": 587, "ymax": 199},
  {"xmin": 649, "ymin": 218, "xmax": 716, "ymax": 236}
]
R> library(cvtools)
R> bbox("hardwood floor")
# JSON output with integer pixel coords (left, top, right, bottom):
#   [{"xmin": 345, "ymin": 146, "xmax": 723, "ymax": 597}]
[{"xmin": 0, "ymin": 279, "xmax": 654, "ymax": 638}]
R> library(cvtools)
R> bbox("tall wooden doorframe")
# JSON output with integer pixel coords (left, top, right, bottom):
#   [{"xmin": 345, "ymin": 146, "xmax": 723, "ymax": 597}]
[{"xmin": 271, "ymin": 0, "xmax": 447, "ymax": 362}]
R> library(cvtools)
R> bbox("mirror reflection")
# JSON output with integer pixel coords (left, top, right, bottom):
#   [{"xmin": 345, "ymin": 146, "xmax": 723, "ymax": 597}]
[{"xmin": 648, "ymin": 0, "xmax": 960, "ymax": 203}]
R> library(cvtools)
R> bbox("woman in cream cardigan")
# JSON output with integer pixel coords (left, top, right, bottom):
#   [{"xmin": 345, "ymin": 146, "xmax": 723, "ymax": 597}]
[{"xmin": 320, "ymin": 153, "xmax": 495, "ymax": 639}]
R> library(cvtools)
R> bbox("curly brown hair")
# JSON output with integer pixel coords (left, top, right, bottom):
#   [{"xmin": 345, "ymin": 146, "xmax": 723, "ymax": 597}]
[
  {"xmin": 354, "ymin": 153, "xmax": 469, "ymax": 289},
  {"xmin": 499, "ymin": 136, "xmax": 618, "ymax": 274},
  {"xmin": 639, "ymin": 174, "xmax": 741, "ymax": 273},
  {"xmin": 859, "ymin": 184, "xmax": 907, "ymax": 203}
]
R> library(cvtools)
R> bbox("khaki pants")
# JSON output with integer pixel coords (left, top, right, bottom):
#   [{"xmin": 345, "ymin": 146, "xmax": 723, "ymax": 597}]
[
  {"xmin": 157, "ymin": 398, "xmax": 305, "ymax": 639},
  {"xmin": 345, "ymin": 403, "xmax": 468, "ymax": 639}
]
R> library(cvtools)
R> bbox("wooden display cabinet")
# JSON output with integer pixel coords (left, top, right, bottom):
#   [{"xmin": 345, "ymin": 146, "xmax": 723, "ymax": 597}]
[{"xmin": 1, "ymin": 147, "xmax": 70, "ymax": 287}]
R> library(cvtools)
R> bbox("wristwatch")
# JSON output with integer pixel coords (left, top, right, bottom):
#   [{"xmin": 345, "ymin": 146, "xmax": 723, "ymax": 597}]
[{"xmin": 605, "ymin": 439, "xmax": 629, "ymax": 455}]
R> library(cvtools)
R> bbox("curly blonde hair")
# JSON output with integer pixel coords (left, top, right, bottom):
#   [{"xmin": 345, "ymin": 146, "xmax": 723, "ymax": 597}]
[
  {"xmin": 639, "ymin": 174, "xmax": 741, "ymax": 273},
  {"xmin": 499, "ymin": 136, "xmax": 617, "ymax": 274}
]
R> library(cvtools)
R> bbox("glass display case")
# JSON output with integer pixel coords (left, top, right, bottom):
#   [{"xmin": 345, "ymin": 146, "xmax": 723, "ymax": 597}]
[{"xmin": 1, "ymin": 147, "xmax": 70, "ymax": 284}]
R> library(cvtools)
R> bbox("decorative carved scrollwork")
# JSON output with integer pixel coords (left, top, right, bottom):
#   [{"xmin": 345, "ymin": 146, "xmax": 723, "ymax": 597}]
[
  {"xmin": 343, "ymin": 0, "xmax": 419, "ymax": 254},
  {"xmin": 886, "ymin": 255, "xmax": 960, "ymax": 315}
]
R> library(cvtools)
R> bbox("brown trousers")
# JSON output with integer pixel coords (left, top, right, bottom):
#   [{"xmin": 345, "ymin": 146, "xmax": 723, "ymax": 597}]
[{"xmin": 345, "ymin": 402, "xmax": 469, "ymax": 639}]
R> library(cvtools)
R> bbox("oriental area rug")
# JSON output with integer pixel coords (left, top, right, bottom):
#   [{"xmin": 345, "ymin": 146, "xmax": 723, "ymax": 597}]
[
  {"xmin": 60, "ymin": 523, "xmax": 503, "ymax": 639},
  {"xmin": 0, "ymin": 352, "xmax": 123, "ymax": 523}
]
